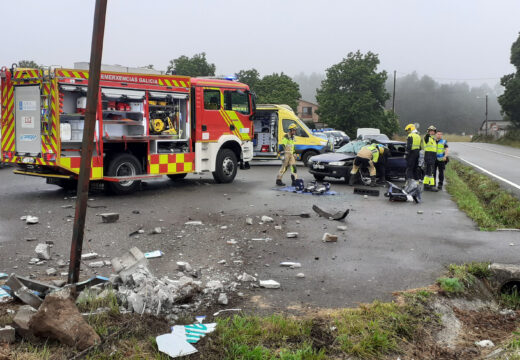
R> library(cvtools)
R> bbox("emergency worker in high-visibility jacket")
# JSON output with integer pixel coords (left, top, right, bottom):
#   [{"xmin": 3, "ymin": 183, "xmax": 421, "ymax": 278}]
[
  {"xmin": 434, "ymin": 130, "xmax": 449, "ymax": 190},
  {"xmin": 405, "ymin": 123, "xmax": 422, "ymax": 181},
  {"xmin": 422, "ymin": 125, "xmax": 439, "ymax": 192},
  {"xmin": 348, "ymin": 143, "xmax": 381, "ymax": 187},
  {"xmin": 276, "ymin": 124, "xmax": 298, "ymax": 186}
]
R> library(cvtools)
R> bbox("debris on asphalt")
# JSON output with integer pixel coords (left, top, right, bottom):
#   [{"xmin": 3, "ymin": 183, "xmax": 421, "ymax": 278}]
[
  {"xmin": 261, "ymin": 215, "xmax": 274, "ymax": 223},
  {"xmin": 251, "ymin": 237, "xmax": 272, "ymax": 241},
  {"xmin": 144, "ymin": 250, "xmax": 163, "ymax": 258},
  {"xmin": 213, "ymin": 308, "xmax": 242, "ymax": 316},
  {"xmin": 99, "ymin": 212, "xmax": 119, "ymax": 223},
  {"xmin": 217, "ymin": 260, "xmax": 226, "ymax": 265},
  {"xmin": 28, "ymin": 288, "xmax": 100, "ymax": 350},
  {"xmin": 35, "ymin": 243, "xmax": 51, "ymax": 260},
  {"xmin": 238, "ymin": 272, "xmax": 256, "ymax": 282},
  {"xmin": 280, "ymin": 262, "xmax": 301, "ymax": 268},
  {"xmin": 417, "ymin": 210, "xmax": 424, "ymax": 214},
  {"xmin": 25, "ymin": 216, "xmax": 39, "ymax": 225},
  {"xmin": 81, "ymin": 252, "xmax": 98, "ymax": 260},
  {"xmin": 220, "ymin": 226, "xmax": 228, "ymax": 230},
  {"xmin": 61, "ymin": 204, "xmax": 73, "ymax": 209},
  {"xmin": 337, "ymin": 225, "xmax": 347, "ymax": 231},
  {"xmin": 218, "ymin": 293, "xmax": 228, "ymax": 305},
  {"xmin": 0, "ymin": 325, "xmax": 15, "ymax": 344},
  {"xmin": 88, "ymin": 261, "xmax": 105, "ymax": 268},
  {"xmin": 45, "ymin": 268, "xmax": 57, "ymax": 276},
  {"xmin": 322, "ymin": 233, "xmax": 338, "ymax": 243},
  {"xmin": 312, "ymin": 205, "xmax": 349, "ymax": 221},
  {"xmin": 354, "ymin": 188, "xmax": 380, "ymax": 197},
  {"xmin": 296, "ymin": 273, "xmax": 305, "ymax": 278},
  {"xmin": 246, "ymin": 217, "xmax": 253, "ymax": 225},
  {"xmin": 226, "ymin": 239, "xmax": 237, "ymax": 245},
  {"xmin": 177, "ymin": 261, "xmax": 192, "ymax": 272},
  {"xmin": 152, "ymin": 227, "xmax": 162, "ymax": 234},
  {"xmin": 25, "ymin": 237, "xmax": 38, "ymax": 242},
  {"xmin": 259, "ymin": 280, "xmax": 281, "ymax": 289},
  {"xmin": 286, "ymin": 232, "xmax": 298, "ymax": 238},
  {"xmin": 274, "ymin": 225, "xmax": 282, "ymax": 230},
  {"xmin": 185, "ymin": 221, "xmax": 203, "ymax": 226},
  {"xmin": 111, "ymin": 247, "xmax": 148, "ymax": 284}
]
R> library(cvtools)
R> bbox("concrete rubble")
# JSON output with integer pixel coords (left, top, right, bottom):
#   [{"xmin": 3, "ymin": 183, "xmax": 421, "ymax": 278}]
[
  {"xmin": 259, "ymin": 280, "xmax": 281, "ymax": 289},
  {"xmin": 26, "ymin": 216, "xmax": 39, "ymax": 225},
  {"xmin": 246, "ymin": 217, "xmax": 254, "ymax": 225},
  {"xmin": 35, "ymin": 243, "xmax": 51, "ymax": 260},
  {"xmin": 12, "ymin": 305, "xmax": 38, "ymax": 337},
  {"xmin": 280, "ymin": 262, "xmax": 301, "ymax": 268},
  {"xmin": 286, "ymin": 232, "xmax": 298, "ymax": 238},
  {"xmin": 0, "ymin": 325, "xmax": 15, "ymax": 344},
  {"xmin": 218, "ymin": 293, "xmax": 228, "ymax": 305},
  {"xmin": 81, "ymin": 252, "xmax": 98, "ymax": 260},
  {"xmin": 28, "ymin": 288, "xmax": 100, "ymax": 350},
  {"xmin": 322, "ymin": 233, "xmax": 338, "ymax": 242},
  {"xmin": 99, "ymin": 212, "xmax": 119, "ymax": 223},
  {"xmin": 261, "ymin": 215, "xmax": 274, "ymax": 223},
  {"xmin": 238, "ymin": 272, "xmax": 256, "ymax": 282}
]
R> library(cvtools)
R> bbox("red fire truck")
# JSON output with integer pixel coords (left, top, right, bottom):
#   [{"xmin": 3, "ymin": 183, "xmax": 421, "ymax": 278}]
[{"xmin": 0, "ymin": 66, "xmax": 255, "ymax": 194}]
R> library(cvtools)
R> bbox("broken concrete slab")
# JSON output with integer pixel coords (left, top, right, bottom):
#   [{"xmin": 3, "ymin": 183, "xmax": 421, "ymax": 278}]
[
  {"xmin": 238, "ymin": 272, "xmax": 256, "ymax": 282},
  {"xmin": 46, "ymin": 268, "xmax": 57, "ymax": 276},
  {"xmin": 81, "ymin": 252, "xmax": 98, "ymax": 260},
  {"xmin": 111, "ymin": 247, "xmax": 148, "ymax": 284},
  {"xmin": 29, "ymin": 288, "xmax": 101, "ymax": 350},
  {"xmin": 13, "ymin": 305, "xmax": 37, "ymax": 337},
  {"xmin": 99, "ymin": 212, "xmax": 119, "ymax": 223},
  {"xmin": 259, "ymin": 280, "xmax": 280, "ymax": 289},
  {"xmin": 177, "ymin": 261, "xmax": 192, "ymax": 272},
  {"xmin": 16, "ymin": 275, "xmax": 58, "ymax": 294},
  {"xmin": 0, "ymin": 325, "xmax": 15, "ymax": 344},
  {"xmin": 56, "ymin": 259, "xmax": 67, "ymax": 268},
  {"xmin": 35, "ymin": 243, "xmax": 51, "ymax": 260},
  {"xmin": 6, "ymin": 275, "xmax": 43, "ymax": 309},
  {"xmin": 322, "ymin": 233, "xmax": 338, "ymax": 243},
  {"xmin": 261, "ymin": 215, "xmax": 274, "ymax": 223},
  {"xmin": 205, "ymin": 280, "xmax": 224, "ymax": 292}
]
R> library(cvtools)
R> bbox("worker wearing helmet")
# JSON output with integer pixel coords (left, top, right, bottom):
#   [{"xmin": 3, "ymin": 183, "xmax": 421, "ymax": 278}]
[
  {"xmin": 405, "ymin": 124, "xmax": 422, "ymax": 181},
  {"xmin": 423, "ymin": 125, "xmax": 439, "ymax": 192},
  {"xmin": 276, "ymin": 123, "xmax": 298, "ymax": 186},
  {"xmin": 348, "ymin": 143, "xmax": 380, "ymax": 187},
  {"xmin": 434, "ymin": 130, "xmax": 449, "ymax": 190},
  {"xmin": 374, "ymin": 144, "xmax": 389, "ymax": 184}
]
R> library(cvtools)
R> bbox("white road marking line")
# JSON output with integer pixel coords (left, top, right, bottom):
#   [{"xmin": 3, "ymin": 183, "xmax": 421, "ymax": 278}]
[
  {"xmin": 461, "ymin": 143, "xmax": 520, "ymax": 160},
  {"xmin": 458, "ymin": 157, "xmax": 520, "ymax": 191}
]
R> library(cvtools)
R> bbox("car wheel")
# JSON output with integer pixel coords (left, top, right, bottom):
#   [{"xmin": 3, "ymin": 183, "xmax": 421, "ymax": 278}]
[
  {"xmin": 302, "ymin": 151, "xmax": 318, "ymax": 166},
  {"xmin": 212, "ymin": 148, "xmax": 237, "ymax": 184},
  {"xmin": 106, "ymin": 153, "xmax": 142, "ymax": 195},
  {"xmin": 313, "ymin": 174, "xmax": 325, "ymax": 181}
]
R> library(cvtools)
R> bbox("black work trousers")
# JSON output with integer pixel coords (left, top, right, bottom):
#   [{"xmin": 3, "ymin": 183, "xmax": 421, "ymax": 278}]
[
  {"xmin": 435, "ymin": 160, "xmax": 446, "ymax": 186},
  {"xmin": 405, "ymin": 150, "xmax": 420, "ymax": 180}
]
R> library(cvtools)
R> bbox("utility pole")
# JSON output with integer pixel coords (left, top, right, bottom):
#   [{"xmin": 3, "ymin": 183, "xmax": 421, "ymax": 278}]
[
  {"xmin": 392, "ymin": 70, "xmax": 396, "ymax": 112},
  {"xmin": 68, "ymin": 0, "xmax": 107, "ymax": 285},
  {"xmin": 485, "ymin": 94, "xmax": 488, "ymax": 137}
]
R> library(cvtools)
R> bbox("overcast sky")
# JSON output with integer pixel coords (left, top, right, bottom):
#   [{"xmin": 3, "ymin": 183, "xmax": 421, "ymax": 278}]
[{"xmin": 1, "ymin": 0, "xmax": 518, "ymax": 87}]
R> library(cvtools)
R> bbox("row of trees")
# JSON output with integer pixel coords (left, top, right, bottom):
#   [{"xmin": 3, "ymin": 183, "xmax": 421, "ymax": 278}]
[{"xmin": 499, "ymin": 32, "xmax": 520, "ymax": 129}]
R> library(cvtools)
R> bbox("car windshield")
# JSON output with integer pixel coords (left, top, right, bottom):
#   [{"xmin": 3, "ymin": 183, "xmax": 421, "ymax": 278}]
[
  {"xmin": 365, "ymin": 134, "xmax": 389, "ymax": 141},
  {"xmin": 336, "ymin": 140, "xmax": 370, "ymax": 154}
]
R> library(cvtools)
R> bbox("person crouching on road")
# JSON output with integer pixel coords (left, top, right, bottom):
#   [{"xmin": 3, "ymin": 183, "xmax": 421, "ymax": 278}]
[
  {"xmin": 435, "ymin": 130, "xmax": 449, "ymax": 190},
  {"xmin": 423, "ymin": 125, "xmax": 439, "ymax": 192},
  {"xmin": 405, "ymin": 124, "xmax": 422, "ymax": 182},
  {"xmin": 276, "ymin": 124, "xmax": 298, "ymax": 186},
  {"xmin": 349, "ymin": 143, "xmax": 381, "ymax": 187}
]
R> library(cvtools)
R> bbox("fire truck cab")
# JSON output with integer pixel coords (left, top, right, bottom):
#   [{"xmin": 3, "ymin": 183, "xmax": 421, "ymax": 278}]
[{"xmin": 0, "ymin": 66, "xmax": 255, "ymax": 194}]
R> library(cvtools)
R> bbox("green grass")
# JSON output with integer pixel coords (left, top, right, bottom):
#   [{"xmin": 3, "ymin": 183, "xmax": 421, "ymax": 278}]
[
  {"xmin": 437, "ymin": 277, "xmax": 464, "ymax": 294},
  {"xmin": 436, "ymin": 262, "xmax": 491, "ymax": 295},
  {"xmin": 501, "ymin": 290, "xmax": 520, "ymax": 310},
  {"xmin": 445, "ymin": 161, "xmax": 520, "ymax": 230}
]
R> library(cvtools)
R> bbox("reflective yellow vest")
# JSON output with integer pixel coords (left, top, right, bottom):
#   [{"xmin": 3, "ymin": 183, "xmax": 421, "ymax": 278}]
[
  {"xmin": 366, "ymin": 144, "xmax": 380, "ymax": 163},
  {"xmin": 408, "ymin": 133, "xmax": 421, "ymax": 150},
  {"xmin": 280, "ymin": 134, "xmax": 295, "ymax": 154},
  {"xmin": 437, "ymin": 139, "xmax": 447, "ymax": 160},
  {"xmin": 424, "ymin": 136, "xmax": 436, "ymax": 153}
]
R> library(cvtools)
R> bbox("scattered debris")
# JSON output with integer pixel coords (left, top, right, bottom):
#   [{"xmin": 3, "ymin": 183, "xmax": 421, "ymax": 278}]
[
  {"xmin": 144, "ymin": 250, "xmax": 163, "ymax": 258},
  {"xmin": 238, "ymin": 272, "xmax": 256, "ymax": 282},
  {"xmin": 156, "ymin": 332, "xmax": 198, "ymax": 358},
  {"xmin": 280, "ymin": 262, "xmax": 301, "ymax": 268},
  {"xmin": 312, "ymin": 205, "xmax": 349, "ymax": 221},
  {"xmin": 274, "ymin": 225, "xmax": 282, "ymax": 230},
  {"xmin": 128, "ymin": 228, "xmax": 144, "ymax": 237},
  {"xmin": 0, "ymin": 272, "xmax": 7, "ymax": 279},
  {"xmin": 220, "ymin": 226, "xmax": 228, "ymax": 230},
  {"xmin": 35, "ymin": 243, "xmax": 51, "ymax": 260},
  {"xmin": 226, "ymin": 239, "xmax": 237, "ymax": 245},
  {"xmin": 246, "ymin": 217, "xmax": 253, "ymax": 225},
  {"xmin": 354, "ymin": 187, "xmax": 380, "ymax": 197},
  {"xmin": 56, "ymin": 259, "xmax": 67, "ymax": 268},
  {"xmin": 29, "ymin": 288, "xmax": 101, "ymax": 350},
  {"xmin": 218, "ymin": 293, "xmax": 228, "ymax": 305},
  {"xmin": 185, "ymin": 221, "xmax": 203, "ymax": 226},
  {"xmin": 6, "ymin": 275, "xmax": 43, "ymax": 309},
  {"xmin": 217, "ymin": 260, "xmax": 226, "ymax": 265},
  {"xmin": 61, "ymin": 204, "xmax": 73, "ymax": 209},
  {"xmin": 12, "ymin": 305, "xmax": 37, "ymax": 337},
  {"xmin": 296, "ymin": 273, "xmax": 305, "ymax": 278},
  {"xmin": 25, "ymin": 237, "xmax": 38, "ymax": 242},
  {"xmin": 45, "ymin": 268, "xmax": 57, "ymax": 276},
  {"xmin": 177, "ymin": 261, "xmax": 192, "ymax": 272},
  {"xmin": 74, "ymin": 276, "xmax": 109, "ymax": 291},
  {"xmin": 213, "ymin": 308, "xmax": 242, "ymax": 316},
  {"xmin": 99, "ymin": 212, "xmax": 119, "ymax": 223},
  {"xmin": 251, "ymin": 237, "xmax": 272, "ymax": 241},
  {"xmin": 286, "ymin": 232, "xmax": 298, "ymax": 238},
  {"xmin": 0, "ymin": 287, "xmax": 12, "ymax": 303},
  {"xmin": 88, "ymin": 261, "xmax": 105, "ymax": 268},
  {"xmin": 26, "ymin": 216, "xmax": 39, "ymax": 225},
  {"xmin": 52, "ymin": 280, "xmax": 66, "ymax": 287},
  {"xmin": 111, "ymin": 247, "xmax": 148, "ymax": 284},
  {"xmin": 322, "ymin": 233, "xmax": 338, "ymax": 243},
  {"xmin": 259, "ymin": 280, "xmax": 281, "ymax": 289},
  {"xmin": 337, "ymin": 225, "xmax": 347, "ymax": 231},
  {"xmin": 81, "ymin": 252, "xmax": 98, "ymax": 260},
  {"xmin": 261, "ymin": 215, "xmax": 274, "ymax": 223},
  {"xmin": 475, "ymin": 339, "xmax": 495, "ymax": 348},
  {"xmin": 0, "ymin": 325, "xmax": 15, "ymax": 344},
  {"xmin": 152, "ymin": 227, "xmax": 162, "ymax": 234},
  {"xmin": 417, "ymin": 210, "xmax": 424, "ymax": 214}
]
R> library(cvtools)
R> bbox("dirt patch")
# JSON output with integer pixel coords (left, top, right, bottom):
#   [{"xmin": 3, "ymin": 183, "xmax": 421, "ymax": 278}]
[{"xmin": 309, "ymin": 318, "xmax": 335, "ymax": 350}]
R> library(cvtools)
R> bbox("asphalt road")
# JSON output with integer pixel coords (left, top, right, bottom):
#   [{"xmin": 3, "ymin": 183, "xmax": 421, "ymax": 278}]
[
  {"xmin": 449, "ymin": 142, "xmax": 520, "ymax": 196},
  {"xmin": 0, "ymin": 162, "xmax": 518, "ymax": 313}
]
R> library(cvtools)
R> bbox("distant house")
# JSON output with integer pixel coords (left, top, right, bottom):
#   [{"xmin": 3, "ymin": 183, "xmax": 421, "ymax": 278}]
[
  {"xmin": 478, "ymin": 120, "xmax": 511, "ymax": 138},
  {"xmin": 297, "ymin": 100, "xmax": 325, "ymax": 128}
]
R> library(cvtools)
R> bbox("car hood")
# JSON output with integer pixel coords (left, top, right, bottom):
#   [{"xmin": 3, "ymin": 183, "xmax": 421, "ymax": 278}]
[{"xmin": 310, "ymin": 152, "xmax": 355, "ymax": 163}]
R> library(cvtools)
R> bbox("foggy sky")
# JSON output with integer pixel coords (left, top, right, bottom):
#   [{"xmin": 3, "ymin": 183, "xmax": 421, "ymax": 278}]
[{"xmin": 1, "ymin": 0, "xmax": 518, "ymax": 87}]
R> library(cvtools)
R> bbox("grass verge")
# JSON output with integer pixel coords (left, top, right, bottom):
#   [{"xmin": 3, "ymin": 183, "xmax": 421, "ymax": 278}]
[
  {"xmin": 436, "ymin": 262, "xmax": 491, "ymax": 295},
  {"xmin": 472, "ymin": 130, "xmax": 520, "ymax": 149},
  {"xmin": 445, "ymin": 160, "xmax": 520, "ymax": 230}
]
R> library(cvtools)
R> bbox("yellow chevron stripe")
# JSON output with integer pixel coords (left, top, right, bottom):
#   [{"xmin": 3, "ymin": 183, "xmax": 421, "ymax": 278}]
[
  {"xmin": 73, "ymin": 71, "xmax": 81, "ymax": 78},
  {"xmin": 164, "ymin": 79, "xmax": 172, "ymax": 87},
  {"xmin": 6, "ymin": 134, "xmax": 14, "ymax": 151},
  {"xmin": 219, "ymin": 110, "xmax": 240, "ymax": 138},
  {"xmin": 172, "ymin": 80, "xmax": 179, "ymax": 87},
  {"xmin": 180, "ymin": 81, "xmax": 186, "ymax": 87},
  {"xmin": 158, "ymin": 79, "xmax": 163, "ymax": 86},
  {"xmin": 63, "ymin": 70, "xmax": 71, "ymax": 77}
]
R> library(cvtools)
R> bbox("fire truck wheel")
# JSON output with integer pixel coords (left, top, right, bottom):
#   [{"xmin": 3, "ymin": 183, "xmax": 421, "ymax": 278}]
[
  {"xmin": 106, "ymin": 153, "xmax": 142, "ymax": 195},
  {"xmin": 167, "ymin": 173, "xmax": 187, "ymax": 181},
  {"xmin": 212, "ymin": 148, "xmax": 237, "ymax": 184}
]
